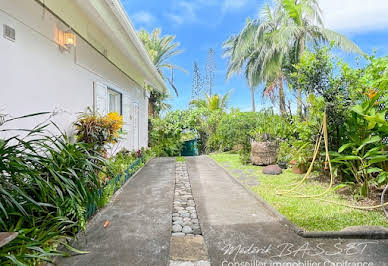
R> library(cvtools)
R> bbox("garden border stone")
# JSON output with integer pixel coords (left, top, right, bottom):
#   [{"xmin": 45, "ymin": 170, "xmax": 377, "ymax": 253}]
[{"xmin": 206, "ymin": 155, "xmax": 388, "ymax": 240}]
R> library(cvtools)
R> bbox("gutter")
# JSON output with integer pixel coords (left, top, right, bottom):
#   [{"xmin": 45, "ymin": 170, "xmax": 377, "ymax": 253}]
[{"xmin": 104, "ymin": 0, "xmax": 168, "ymax": 93}]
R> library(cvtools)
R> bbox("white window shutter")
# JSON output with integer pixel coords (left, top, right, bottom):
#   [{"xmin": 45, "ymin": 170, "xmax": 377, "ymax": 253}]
[{"xmin": 93, "ymin": 82, "xmax": 108, "ymax": 115}]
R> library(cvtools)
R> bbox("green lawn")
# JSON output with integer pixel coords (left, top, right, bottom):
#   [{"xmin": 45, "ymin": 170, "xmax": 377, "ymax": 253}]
[{"xmin": 210, "ymin": 152, "xmax": 388, "ymax": 232}]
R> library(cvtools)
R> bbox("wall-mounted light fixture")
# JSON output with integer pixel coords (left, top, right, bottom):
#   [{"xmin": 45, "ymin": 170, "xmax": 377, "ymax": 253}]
[
  {"xmin": 55, "ymin": 27, "xmax": 76, "ymax": 50},
  {"xmin": 63, "ymin": 31, "xmax": 76, "ymax": 47}
]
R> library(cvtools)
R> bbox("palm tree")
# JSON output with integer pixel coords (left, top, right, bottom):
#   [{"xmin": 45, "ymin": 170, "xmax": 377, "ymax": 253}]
[
  {"xmin": 189, "ymin": 91, "xmax": 231, "ymax": 112},
  {"xmin": 223, "ymin": 0, "xmax": 363, "ymax": 117},
  {"xmin": 223, "ymin": 12, "xmax": 290, "ymax": 114},
  {"xmin": 223, "ymin": 19, "xmax": 258, "ymax": 112},
  {"xmin": 138, "ymin": 28, "xmax": 185, "ymax": 116},
  {"xmin": 279, "ymin": 0, "xmax": 362, "ymax": 117}
]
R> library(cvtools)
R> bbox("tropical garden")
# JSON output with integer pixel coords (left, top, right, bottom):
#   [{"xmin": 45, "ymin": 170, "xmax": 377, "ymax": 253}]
[
  {"xmin": 148, "ymin": 0, "xmax": 388, "ymax": 231},
  {"xmin": 1, "ymin": 0, "xmax": 387, "ymax": 265}
]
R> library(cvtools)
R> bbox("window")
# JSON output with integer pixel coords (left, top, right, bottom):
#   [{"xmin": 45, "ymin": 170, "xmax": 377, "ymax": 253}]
[{"xmin": 108, "ymin": 89, "xmax": 122, "ymax": 114}]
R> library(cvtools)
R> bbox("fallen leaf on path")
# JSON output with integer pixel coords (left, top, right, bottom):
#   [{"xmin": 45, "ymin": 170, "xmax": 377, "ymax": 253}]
[{"xmin": 104, "ymin": 220, "xmax": 110, "ymax": 228}]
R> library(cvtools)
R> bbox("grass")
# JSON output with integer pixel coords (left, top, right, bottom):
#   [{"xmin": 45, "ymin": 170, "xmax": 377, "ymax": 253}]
[
  {"xmin": 210, "ymin": 152, "xmax": 388, "ymax": 232},
  {"xmin": 176, "ymin": 156, "xmax": 186, "ymax": 162}
]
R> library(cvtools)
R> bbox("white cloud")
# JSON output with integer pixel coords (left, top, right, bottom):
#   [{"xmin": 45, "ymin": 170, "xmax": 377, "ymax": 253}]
[
  {"xmin": 166, "ymin": 13, "xmax": 185, "ymax": 25},
  {"xmin": 131, "ymin": 11, "xmax": 155, "ymax": 26},
  {"xmin": 319, "ymin": 0, "xmax": 388, "ymax": 33},
  {"xmin": 222, "ymin": 0, "xmax": 250, "ymax": 12},
  {"xmin": 165, "ymin": 1, "xmax": 198, "ymax": 25}
]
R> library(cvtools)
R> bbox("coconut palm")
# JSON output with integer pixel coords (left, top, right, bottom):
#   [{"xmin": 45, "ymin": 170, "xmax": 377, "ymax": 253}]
[
  {"xmin": 223, "ymin": 13, "xmax": 289, "ymax": 114},
  {"xmin": 279, "ymin": 0, "xmax": 362, "ymax": 116},
  {"xmin": 138, "ymin": 28, "xmax": 185, "ymax": 116},
  {"xmin": 138, "ymin": 28, "xmax": 185, "ymax": 95},
  {"xmin": 223, "ymin": 0, "xmax": 363, "ymax": 116}
]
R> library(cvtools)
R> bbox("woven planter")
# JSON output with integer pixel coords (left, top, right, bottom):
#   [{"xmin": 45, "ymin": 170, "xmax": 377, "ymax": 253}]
[{"xmin": 250, "ymin": 141, "xmax": 278, "ymax": 166}]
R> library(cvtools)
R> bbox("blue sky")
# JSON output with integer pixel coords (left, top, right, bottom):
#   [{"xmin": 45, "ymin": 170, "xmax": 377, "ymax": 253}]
[{"xmin": 121, "ymin": 0, "xmax": 388, "ymax": 112}]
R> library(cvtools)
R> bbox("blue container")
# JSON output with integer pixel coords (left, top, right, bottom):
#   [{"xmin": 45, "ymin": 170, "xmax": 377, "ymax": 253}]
[{"xmin": 181, "ymin": 139, "xmax": 199, "ymax": 156}]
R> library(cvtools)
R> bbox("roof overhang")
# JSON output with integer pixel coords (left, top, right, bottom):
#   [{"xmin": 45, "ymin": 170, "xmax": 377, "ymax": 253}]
[{"xmin": 74, "ymin": 0, "xmax": 168, "ymax": 93}]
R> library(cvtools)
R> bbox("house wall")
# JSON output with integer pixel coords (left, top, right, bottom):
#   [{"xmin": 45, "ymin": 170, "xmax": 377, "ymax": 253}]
[{"xmin": 0, "ymin": 0, "xmax": 149, "ymax": 151}]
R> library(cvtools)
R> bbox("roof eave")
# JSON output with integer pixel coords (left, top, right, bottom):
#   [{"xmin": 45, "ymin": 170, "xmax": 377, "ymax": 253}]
[{"xmin": 104, "ymin": 0, "xmax": 168, "ymax": 93}]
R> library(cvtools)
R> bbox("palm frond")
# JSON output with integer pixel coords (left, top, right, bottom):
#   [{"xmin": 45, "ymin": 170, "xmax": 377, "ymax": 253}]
[{"xmin": 321, "ymin": 28, "xmax": 364, "ymax": 55}]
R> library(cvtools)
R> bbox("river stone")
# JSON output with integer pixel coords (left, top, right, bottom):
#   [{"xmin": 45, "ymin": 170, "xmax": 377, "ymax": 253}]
[
  {"xmin": 182, "ymin": 226, "xmax": 192, "ymax": 234},
  {"xmin": 262, "ymin": 164, "xmax": 283, "ymax": 175},
  {"xmin": 192, "ymin": 224, "xmax": 200, "ymax": 229},
  {"xmin": 172, "ymin": 224, "xmax": 183, "ymax": 232},
  {"xmin": 193, "ymin": 228, "xmax": 202, "ymax": 235},
  {"xmin": 173, "ymin": 220, "xmax": 183, "ymax": 225},
  {"xmin": 191, "ymin": 213, "xmax": 197, "ymax": 219},
  {"xmin": 173, "ymin": 217, "xmax": 182, "ymax": 222},
  {"xmin": 181, "ymin": 212, "xmax": 190, "ymax": 218},
  {"xmin": 183, "ymin": 221, "xmax": 192, "ymax": 226}
]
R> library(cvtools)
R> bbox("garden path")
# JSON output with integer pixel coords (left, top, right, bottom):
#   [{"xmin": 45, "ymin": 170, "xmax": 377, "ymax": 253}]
[
  {"xmin": 57, "ymin": 157, "xmax": 176, "ymax": 266},
  {"xmin": 187, "ymin": 156, "xmax": 388, "ymax": 265},
  {"xmin": 57, "ymin": 156, "xmax": 388, "ymax": 266}
]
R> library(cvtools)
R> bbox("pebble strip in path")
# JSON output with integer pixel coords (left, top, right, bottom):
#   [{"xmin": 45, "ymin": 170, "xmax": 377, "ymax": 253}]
[{"xmin": 172, "ymin": 162, "xmax": 202, "ymax": 236}]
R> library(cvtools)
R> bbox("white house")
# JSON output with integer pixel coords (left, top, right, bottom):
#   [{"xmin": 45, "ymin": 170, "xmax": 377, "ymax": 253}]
[{"xmin": 0, "ymin": 0, "xmax": 167, "ymax": 151}]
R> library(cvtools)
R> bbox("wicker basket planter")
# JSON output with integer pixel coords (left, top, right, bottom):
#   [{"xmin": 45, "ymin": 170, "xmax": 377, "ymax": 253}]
[{"xmin": 251, "ymin": 141, "xmax": 279, "ymax": 166}]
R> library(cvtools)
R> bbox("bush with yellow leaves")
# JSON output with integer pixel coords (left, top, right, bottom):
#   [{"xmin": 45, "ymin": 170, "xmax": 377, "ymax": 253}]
[{"xmin": 74, "ymin": 111, "xmax": 124, "ymax": 153}]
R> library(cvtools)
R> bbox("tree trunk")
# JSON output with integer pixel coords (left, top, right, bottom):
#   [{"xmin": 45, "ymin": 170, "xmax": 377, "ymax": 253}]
[
  {"xmin": 278, "ymin": 76, "xmax": 286, "ymax": 116},
  {"xmin": 297, "ymin": 36, "xmax": 305, "ymax": 119},
  {"xmin": 250, "ymin": 88, "xmax": 256, "ymax": 112},
  {"xmin": 297, "ymin": 89, "xmax": 303, "ymax": 118}
]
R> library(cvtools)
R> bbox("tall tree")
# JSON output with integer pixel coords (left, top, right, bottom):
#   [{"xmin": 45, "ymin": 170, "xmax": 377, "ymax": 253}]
[
  {"xmin": 205, "ymin": 48, "xmax": 216, "ymax": 96},
  {"xmin": 279, "ymin": 0, "xmax": 362, "ymax": 117},
  {"xmin": 191, "ymin": 61, "xmax": 203, "ymax": 100},
  {"xmin": 223, "ymin": 0, "xmax": 363, "ymax": 117},
  {"xmin": 138, "ymin": 28, "xmax": 185, "ymax": 116},
  {"xmin": 223, "ymin": 21, "xmax": 258, "ymax": 112}
]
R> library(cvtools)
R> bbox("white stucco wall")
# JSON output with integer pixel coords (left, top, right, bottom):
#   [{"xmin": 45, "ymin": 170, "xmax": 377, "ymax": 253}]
[{"xmin": 0, "ymin": 0, "xmax": 149, "ymax": 152}]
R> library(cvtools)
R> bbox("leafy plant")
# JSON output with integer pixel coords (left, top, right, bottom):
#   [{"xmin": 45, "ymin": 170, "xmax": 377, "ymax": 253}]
[
  {"xmin": 250, "ymin": 109, "xmax": 294, "ymax": 142},
  {"xmin": 0, "ymin": 115, "xmax": 105, "ymax": 265},
  {"xmin": 74, "ymin": 111, "xmax": 123, "ymax": 153},
  {"xmin": 331, "ymin": 89, "xmax": 388, "ymax": 197}
]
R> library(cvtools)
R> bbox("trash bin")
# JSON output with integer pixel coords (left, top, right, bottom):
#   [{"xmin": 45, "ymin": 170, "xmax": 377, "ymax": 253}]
[{"xmin": 181, "ymin": 139, "xmax": 198, "ymax": 156}]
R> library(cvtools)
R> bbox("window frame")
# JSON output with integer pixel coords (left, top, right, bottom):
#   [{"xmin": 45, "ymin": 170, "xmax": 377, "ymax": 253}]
[{"xmin": 107, "ymin": 88, "xmax": 122, "ymax": 115}]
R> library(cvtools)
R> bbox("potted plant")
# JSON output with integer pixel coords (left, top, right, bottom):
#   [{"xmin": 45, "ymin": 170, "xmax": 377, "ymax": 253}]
[{"xmin": 290, "ymin": 141, "xmax": 312, "ymax": 174}]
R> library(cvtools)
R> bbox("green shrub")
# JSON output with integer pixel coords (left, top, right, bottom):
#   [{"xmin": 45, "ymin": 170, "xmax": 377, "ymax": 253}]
[
  {"xmin": 207, "ymin": 110, "xmax": 261, "ymax": 152},
  {"xmin": 0, "ymin": 113, "xmax": 151, "ymax": 265},
  {"xmin": 74, "ymin": 111, "xmax": 123, "ymax": 154},
  {"xmin": 0, "ymin": 117, "xmax": 104, "ymax": 265}
]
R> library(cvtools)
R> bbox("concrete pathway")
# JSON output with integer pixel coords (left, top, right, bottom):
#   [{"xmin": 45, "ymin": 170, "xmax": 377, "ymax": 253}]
[
  {"xmin": 57, "ymin": 156, "xmax": 388, "ymax": 266},
  {"xmin": 57, "ymin": 158, "xmax": 176, "ymax": 266},
  {"xmin": 186, "ymin": 156, "xmax": 388, "ymax": 266}
]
